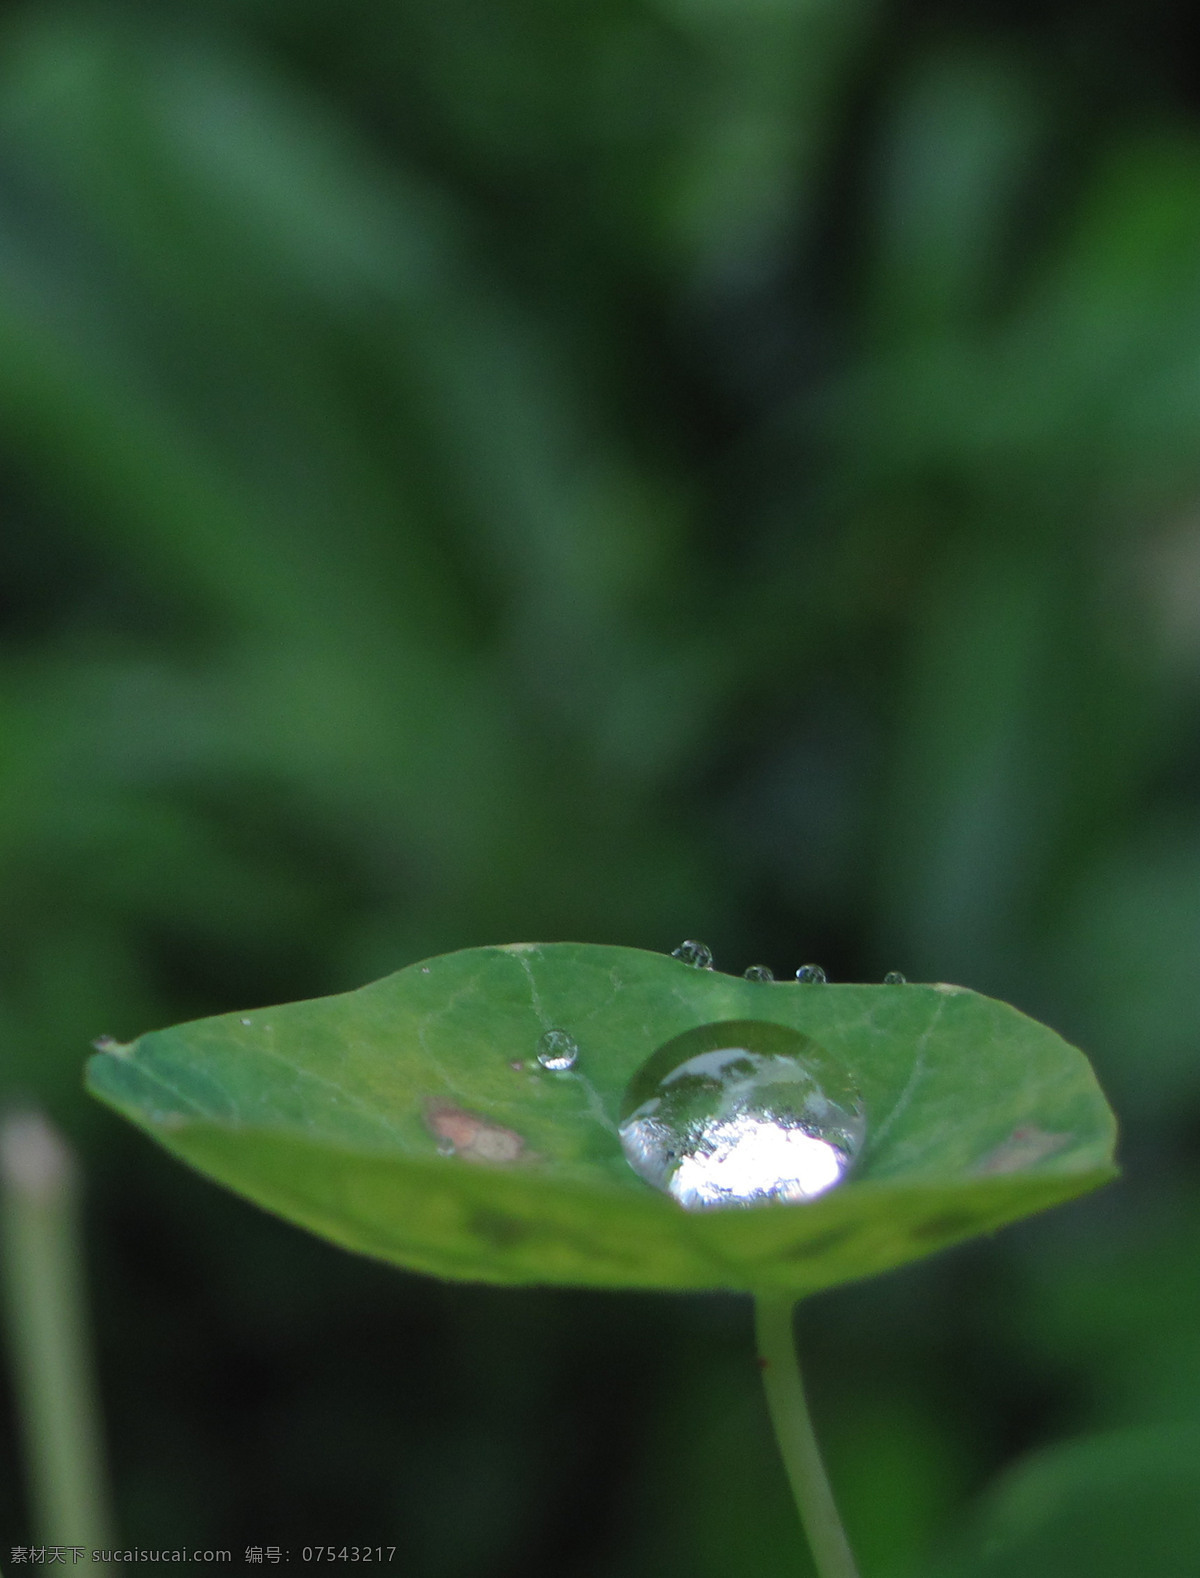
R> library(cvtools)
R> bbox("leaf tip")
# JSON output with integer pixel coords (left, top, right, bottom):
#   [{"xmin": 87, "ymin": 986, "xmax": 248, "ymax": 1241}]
[{"xmin": 90, "ymin": 1034, "xmax": 132, "ymax": 1060}]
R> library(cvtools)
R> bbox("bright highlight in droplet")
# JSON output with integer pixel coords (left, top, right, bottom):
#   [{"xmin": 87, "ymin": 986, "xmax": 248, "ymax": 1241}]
[
  {"xmin": 670, "ymin": 1113, "xmax": 846, "ymax": 1207},
  {"xmin": 536, "ymin": 1029, "xmax": 579, "ymax": 1071},
  {"xmin": 618, "ymin": 1020, "xmax": 866, "ymax": 1211}
]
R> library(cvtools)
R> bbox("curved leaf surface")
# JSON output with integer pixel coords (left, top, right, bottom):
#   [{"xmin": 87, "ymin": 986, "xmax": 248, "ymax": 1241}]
[{"xmin": 85, "ymin": 944, "xmax": 1117, "ymax": 1292}]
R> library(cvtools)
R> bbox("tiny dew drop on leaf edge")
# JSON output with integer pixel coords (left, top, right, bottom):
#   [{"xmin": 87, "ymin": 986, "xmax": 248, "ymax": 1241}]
[{"xmin": 85, "ymin": 942, "xmax": 1118, "ymax": 1578}]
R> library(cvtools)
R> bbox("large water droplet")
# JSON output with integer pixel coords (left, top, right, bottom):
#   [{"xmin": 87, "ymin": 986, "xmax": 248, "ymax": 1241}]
[
  {"xmin": 795, "ymin": 963, "xmax": 827, "ymax": 984},
  {"xmin": 743, "ymin": 964, "xmax": 774, "ymax": 982},
  {"xmin": 883, "ymin": 971, "xmax": 907, "ymax": 985},
  {"xmin": 618, "ymin": 1020, "xmax": 865, "ymax": 1210},
  {"xmin": 536, "ymin": 1029, "xmax": 579, "ymax": 1071},
  {"xmin": 672, "ymin": 939, "xmax": 713, "ymax": 969}
]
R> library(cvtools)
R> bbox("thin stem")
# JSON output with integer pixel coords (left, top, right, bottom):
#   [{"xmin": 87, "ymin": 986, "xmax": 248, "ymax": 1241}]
[
  {"xmin": 755, "ymin": 1292, "xmax": 860, "ymax": 1578},
  {"xmin": 1, "ymin": 1113, "xmax": 114, "ymax": 1564}
]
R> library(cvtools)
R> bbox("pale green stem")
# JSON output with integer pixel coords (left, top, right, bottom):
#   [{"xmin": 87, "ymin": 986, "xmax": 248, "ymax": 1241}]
[
  {"xmin": 755, "ymin": 1292, "xmax": 860, "ymax": 1578},
  {"xmin": 1, "ymin": 1113, "xmax": 114, "ymax": 1568}
]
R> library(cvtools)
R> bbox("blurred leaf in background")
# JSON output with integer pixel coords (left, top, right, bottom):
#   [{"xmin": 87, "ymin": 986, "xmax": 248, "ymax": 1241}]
[
  {"xmin": 931, "ymin": 1424, "xmax": 1200, "ymax": 1577},
  {"xmin": 2, "ymin": 0, "xmax": 1200, "ymax": 1572}
]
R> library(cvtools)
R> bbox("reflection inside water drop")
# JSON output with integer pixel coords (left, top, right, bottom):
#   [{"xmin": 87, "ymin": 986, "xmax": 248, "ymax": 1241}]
[
  {"xmin": 618, "ymin": 1020, "xmax": 865, "ymax": 1211},
  {"xmin": 883, "ymin": 971, "xmax": 906, "ymax": 985},
  {"xmin": 795, "ymin": 964, "xmax": 827, "ymax": 984},
  {"xmin": 743, "ymin": 964, "xmax": 774, "ymax": 982},
  {"xmin": 536, "ymin": 1029, "xmax": 579, "ymax": 1071},
  {"xmin": 671, "ymin": 939, "xmax": 713, "ymax": 969}
]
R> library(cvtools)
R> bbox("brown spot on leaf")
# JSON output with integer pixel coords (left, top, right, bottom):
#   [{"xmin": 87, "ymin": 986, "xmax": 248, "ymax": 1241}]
[
  {"xmin": 426, "ymin": 1102, "xmax": 528, "ymax": 1164},
  {"xmin": 976, "ymin": 1125, "xmax": 1071, "ymax": 1175}
]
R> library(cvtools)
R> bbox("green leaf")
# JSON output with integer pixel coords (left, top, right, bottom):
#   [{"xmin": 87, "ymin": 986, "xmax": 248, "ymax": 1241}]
[
  {"xmin": 84, "ymin": 944, "xmax": 1116, "ymax": 1293},
  {"xmin": 932, "ymin": 1424, "xmax": 1200, "ymax": 1578}
]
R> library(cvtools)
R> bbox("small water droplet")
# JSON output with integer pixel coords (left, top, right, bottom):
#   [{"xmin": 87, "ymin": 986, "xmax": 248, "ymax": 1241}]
[
  {"xmin": 743, "ymin": 964, "xmax": 774, "ymax": 982},
  {"xmin": 536, "ymin": 1029, "xmax": 579, "ymax": 1072},
  {"xmin": 795, "ymin": 964, "xmax": 827, "ymax": 984},
  {"xmin": 421, "ymin": 966, "xmax": 431, "ymax": 975},
  {"xmin": 91, "ymin": 1035, "xmax": 120, "ymax": 1053},
  {"xmin": 241, "ymin": 1017, "xmax": 252, "ymax": 1026},
  {"xmin": 672, "ymin": 939, "xmax": 713, "ymax": 969},
  {"xmin": 509, "ymin": 1059, "xmax": 525, "ymax": 1072},
  {"xmin": 883, "ymin": 971, "xmax": 906, "ymax": 985},
  {"xmin": 618, "ymin": 1020, "xmax": 865, "ymax": 1211}
]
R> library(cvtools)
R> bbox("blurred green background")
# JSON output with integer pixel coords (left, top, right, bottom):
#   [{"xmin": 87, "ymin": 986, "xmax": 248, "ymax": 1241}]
[{"xmin": 2, "ymin": 0, "xmax": 1199, "ymax": 1572}]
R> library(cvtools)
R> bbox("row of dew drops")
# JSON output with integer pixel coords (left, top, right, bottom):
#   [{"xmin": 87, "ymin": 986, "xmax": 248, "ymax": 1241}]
[
  {"xmin": 533, "ymin": 945, "xmax": 906, "ymax": 1074},
  {"xmin": 670, "ymin": 937, "xmax": 906, "ymax": 987},
  {"xmin": 517, "ymin": 942, "xmax": 908, "ymax": 1212}
]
